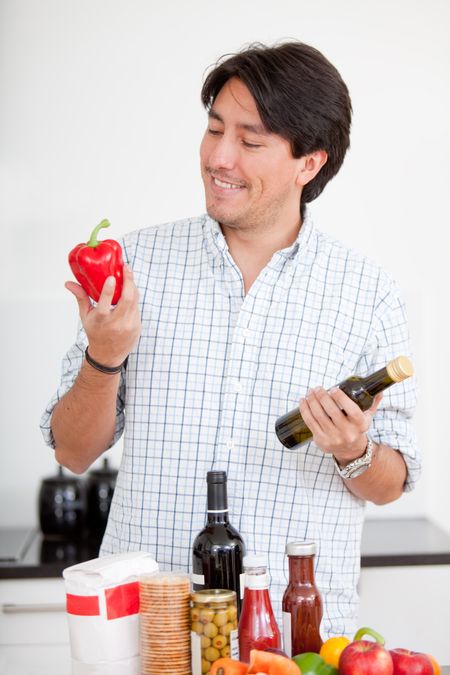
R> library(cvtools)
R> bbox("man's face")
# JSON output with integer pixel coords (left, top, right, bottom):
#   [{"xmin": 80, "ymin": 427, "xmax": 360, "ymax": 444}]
[{"xmin": 200, "ymin": 77, "xmax": 303, "ymax": 233}]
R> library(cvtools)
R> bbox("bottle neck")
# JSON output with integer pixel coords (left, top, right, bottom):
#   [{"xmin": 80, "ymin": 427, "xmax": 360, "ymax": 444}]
[
  {"xmin": 243, "ymin": 574, "xmax": 274, "ymax": 612},
  {"xmin": 363, "ymin": 365, "xmax": 394, "ymax": 396},
  {"xmin": 245, "ymin": 571, "xmax": 269, "ymax": 590},
  {"xmin": 288, "ymin": 555, "xmax": 315, "ymax": 584},
  {"xmin": 206, "ymin": 480, "xmax": 229, "ymax": 524}
]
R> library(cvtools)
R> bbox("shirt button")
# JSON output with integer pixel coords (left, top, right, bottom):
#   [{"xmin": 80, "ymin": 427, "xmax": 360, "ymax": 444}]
[
  {"xmin": 242, "ymin": 328, "xmax": 250, "ymax": 338},
  {"xmin": 234, "ymin": 380, "xmax": 243, "ymax": 393},
  {"xmin": 227, "ymin": 439, "xmax": 235, "ymax": 450}
]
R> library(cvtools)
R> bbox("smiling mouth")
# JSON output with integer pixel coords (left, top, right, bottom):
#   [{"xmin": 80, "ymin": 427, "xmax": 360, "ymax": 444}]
[{"xmin": 211, "ymin": 176, "xmax": 245, "ymax": 190}]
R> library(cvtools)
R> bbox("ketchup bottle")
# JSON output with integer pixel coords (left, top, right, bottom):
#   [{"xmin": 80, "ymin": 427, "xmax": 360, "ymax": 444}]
[
  {"xmin": 282, "ymin": 542, "xmax": 323, "ymax": 656},
  {"xmin": 238, "ymin": 554, "xmax": 282, "ymax": 662}
]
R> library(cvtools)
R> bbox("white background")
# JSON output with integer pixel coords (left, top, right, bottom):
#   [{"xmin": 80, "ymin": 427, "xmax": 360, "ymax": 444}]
[{"xmin": 1, "ymin": 0, "xmax": 449, "ymax": 536}]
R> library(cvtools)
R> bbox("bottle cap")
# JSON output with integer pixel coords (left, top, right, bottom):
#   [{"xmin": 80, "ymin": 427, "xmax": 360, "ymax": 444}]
[
  {"xmin": 207, "ymin": 471, "xmax": 227, "ymax": 484},
  {"xmin": 285, "ymin": 541, "xmax": 316, "ymax": 556},
  {"xmin": 386, "ymin": 356, "xmax": 414, "ymax": 382},
  {"xmin": 243, "ymin": 554, "xmax": 267, "ymax": 569}
]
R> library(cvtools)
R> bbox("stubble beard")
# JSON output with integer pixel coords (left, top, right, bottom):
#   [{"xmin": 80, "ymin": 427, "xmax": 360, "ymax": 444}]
[{"xmin": 205, "ymin": 187, "xmax": 295, "ymax": 235}]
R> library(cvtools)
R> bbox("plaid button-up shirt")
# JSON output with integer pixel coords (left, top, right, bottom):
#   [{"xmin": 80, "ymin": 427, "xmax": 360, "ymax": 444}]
[{"xmin": 41, "ymin": 210, "xmax": 420, "ymax": 637}]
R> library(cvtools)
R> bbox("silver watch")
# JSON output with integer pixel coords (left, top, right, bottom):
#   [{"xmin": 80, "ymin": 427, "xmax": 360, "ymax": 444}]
[{"xmin": 333, "ymin": 437, "xmax": 374, "ymax": 479}]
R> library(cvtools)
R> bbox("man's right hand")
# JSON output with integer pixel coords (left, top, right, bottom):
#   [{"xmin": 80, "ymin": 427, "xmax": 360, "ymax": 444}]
[{"xmin": 65, "ymin": 264, "xmax": 141, "ymax": 368}]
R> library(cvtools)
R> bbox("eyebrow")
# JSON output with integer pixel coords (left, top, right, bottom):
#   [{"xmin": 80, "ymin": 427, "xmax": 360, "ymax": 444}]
[{"xmin": 208, "ymin": 109, "xmax": 269, "ymax": 136}]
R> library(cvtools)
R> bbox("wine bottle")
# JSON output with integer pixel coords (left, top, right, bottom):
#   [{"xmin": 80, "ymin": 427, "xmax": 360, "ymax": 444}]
[
  {"xmin": 275, "ymin": 355, "xmax": 413, "ymax": 449},
  {"xmin": 192, "ymin": 471, "xmax": 246, "ymax": 615}
]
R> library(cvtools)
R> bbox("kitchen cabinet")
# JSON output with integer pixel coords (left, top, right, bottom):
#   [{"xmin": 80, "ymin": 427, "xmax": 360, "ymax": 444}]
[
  {"xmin": 358, "ymin": 565, "xmax": 450, "ymax": 664},
  {"xmin": 0, "ymin": 644, "xmax": 71, "ymax": 675},
  {"xmin": 0, "ymin": 577, "xmax": 68, "ymax": 646}
]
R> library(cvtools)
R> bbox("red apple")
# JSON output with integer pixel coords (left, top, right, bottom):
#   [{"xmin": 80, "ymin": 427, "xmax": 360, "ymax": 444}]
[
  {"xmin": 339, "ymin": 640, "xmax": 394, "ymax": 675},
  {"xmin": 390, "ymin": 648, "xmax": 434, "ymax": 675}
]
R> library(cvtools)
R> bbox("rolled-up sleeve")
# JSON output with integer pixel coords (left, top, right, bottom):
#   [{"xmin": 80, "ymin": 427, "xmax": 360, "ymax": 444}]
[
  {"xmin": 39, "ymin": 323, "xmax": 126, "ymax": 450},
  {"xmin": 358, "ymin": 279, "xmax": 420, "ymax": 492}
]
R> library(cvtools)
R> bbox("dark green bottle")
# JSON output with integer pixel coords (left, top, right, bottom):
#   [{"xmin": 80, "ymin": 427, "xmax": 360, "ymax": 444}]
[{"xmin": 275, "ymin": 356, "xmax": 414, "ymax": 449}]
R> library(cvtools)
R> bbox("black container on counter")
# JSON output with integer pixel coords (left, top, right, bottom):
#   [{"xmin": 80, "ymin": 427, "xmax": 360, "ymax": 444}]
[
  {"xmin": 38, "ymin": 465, "xmax": 86, "ymax": 537},
  {"xmin": 85, "ymin": 458, "xmax": 118, "ymax": 536}
]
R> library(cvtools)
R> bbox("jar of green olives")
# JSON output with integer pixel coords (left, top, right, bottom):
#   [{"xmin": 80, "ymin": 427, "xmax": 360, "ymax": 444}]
[{"xmin": 191, "ymin": 589, "xmax": 239, "ymax": 674}]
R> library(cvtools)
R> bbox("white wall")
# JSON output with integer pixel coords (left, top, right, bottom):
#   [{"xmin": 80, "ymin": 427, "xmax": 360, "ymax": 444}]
[{"xmin": 1, "ymin": 0, "xmax": 449, "ymax": 532}]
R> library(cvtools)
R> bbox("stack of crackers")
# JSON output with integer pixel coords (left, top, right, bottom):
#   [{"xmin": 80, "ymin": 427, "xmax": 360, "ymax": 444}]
[{"xmin": 139, "ymin": 572, "xmax": 191, "ymax": 675}]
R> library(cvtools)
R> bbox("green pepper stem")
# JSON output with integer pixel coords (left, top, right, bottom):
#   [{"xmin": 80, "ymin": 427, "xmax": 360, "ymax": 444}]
[
  {"xmin": 87, "ymin": 219, "xmax": 110, "ymax": 247},
  {"xmin": 353, "ymin": 626, "xmax": 385, "ymax": 645}
]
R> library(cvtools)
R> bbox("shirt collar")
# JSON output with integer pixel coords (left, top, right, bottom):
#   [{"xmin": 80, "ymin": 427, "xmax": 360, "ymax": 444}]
[{"xmin": 202, "ymin": 208, "xmax": 317, "ymax": 270}]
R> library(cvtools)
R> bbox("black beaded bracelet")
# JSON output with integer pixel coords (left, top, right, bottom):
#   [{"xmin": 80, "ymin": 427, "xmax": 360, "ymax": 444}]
[{"xmin": 85, "ymin": 347, "xmax": 126, "ymax": 374}]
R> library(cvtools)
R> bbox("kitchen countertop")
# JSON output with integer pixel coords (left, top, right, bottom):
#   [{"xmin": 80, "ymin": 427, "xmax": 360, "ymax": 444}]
[
  {"xmin": 1, "ymin": 517, "xmax": 450, "ymax": 580},
  {"xmin": 0, "ymin": 644, "xmax": 449, "ymax": 674},
  {"xmin": 0, "ymin": 644, "xmax": 447, "ymax": 675},
  {"xmin": 361, "ymin": 516, "xmax": 450, "ymax": 567}
]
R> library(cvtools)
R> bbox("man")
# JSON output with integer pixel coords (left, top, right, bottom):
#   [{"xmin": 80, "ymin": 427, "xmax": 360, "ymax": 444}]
[{"xmin": 41, "ymin": 42, "xmax": 420, "ymax": 637}]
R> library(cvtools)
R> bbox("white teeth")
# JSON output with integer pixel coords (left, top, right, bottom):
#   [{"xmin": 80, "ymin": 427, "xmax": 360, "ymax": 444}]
[{"xmin": 213, "ymin": 177, "xmax": 242, "ymax": 189}]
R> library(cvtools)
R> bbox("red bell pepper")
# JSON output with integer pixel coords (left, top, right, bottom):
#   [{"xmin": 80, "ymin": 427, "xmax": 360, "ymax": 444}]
[{"xmin": 69, "ymin": 219, "xmax": 124, "ymax": 305}]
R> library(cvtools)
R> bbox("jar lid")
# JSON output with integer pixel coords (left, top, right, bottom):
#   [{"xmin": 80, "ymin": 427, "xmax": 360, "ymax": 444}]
[
  {"xmin": 243, "ymin": 554, "xmax": 266, "ymax": 569},
  {"xmin": 191, "ymin": 589, "xmax": 236, "ymax": 604},
  {"xmin": 285, "ymin": 541, "xmax": 316, "ymax": 556}
]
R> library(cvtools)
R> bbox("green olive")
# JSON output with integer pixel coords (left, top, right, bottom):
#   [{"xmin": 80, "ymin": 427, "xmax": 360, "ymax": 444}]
[
  {"xmin": 212, "ymin": 634, "xmax": 227, "ymax": 650},
  {"xmin": 204, "ymin": 646, "xmax": 220, "ymax": 662},
  {"xmin": 192, "ymin": 621, "xmax": 204, "ymax": 635},
  {"xmin": 203, "ymin": 622, "xmax": 219, "ymax": 639},
  {"xmin": 220, "ymin": 622, "xmax": 234, "ymax": 637},
  {"xmin": 213, "ymin": 610, "xmax": 228, "ymax": 627},
  {"xmin": 201, "ymin": 635, "xmax": 211, "ymax": 649}
]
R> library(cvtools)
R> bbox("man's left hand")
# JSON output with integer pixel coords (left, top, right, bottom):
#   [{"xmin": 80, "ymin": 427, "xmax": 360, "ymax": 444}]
[{"xmin": 299, "ymin": 387, "xmax": 383, "ymax": 465}]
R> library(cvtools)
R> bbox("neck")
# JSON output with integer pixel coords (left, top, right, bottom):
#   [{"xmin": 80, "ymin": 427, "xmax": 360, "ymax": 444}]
[{"xmin": 221, "ymin": 217, "xmax": 302, "ymax": 294}]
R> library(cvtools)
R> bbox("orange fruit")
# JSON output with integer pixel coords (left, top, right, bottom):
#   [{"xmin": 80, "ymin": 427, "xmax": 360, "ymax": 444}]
[
  {"xmin": 319, "ymin": 636, "xmax": 351, "ymax": 668},
  {"xmin": 427, "ymin": 653, "xmax": 441, "ymax": 675}
]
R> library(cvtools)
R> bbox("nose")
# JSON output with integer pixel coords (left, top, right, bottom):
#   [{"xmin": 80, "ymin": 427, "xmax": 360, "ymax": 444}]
[{"xmin": 207, "ymin": 133, "xmax": 238, "ymax": 171}]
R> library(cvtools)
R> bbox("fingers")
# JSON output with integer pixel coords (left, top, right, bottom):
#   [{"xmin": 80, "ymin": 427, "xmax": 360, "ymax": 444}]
[
  {"xmin": 328, "ymin": 387, "xmax": 363, "ymax": 418},
  {"xmin": 96, "ymin": 276, "xmax": 117, "ymax": 313},
  {"xmin": 301, "ymin": 388, "xmax": 344, "ymax": 435},
  {"xmin": 65, "ymin": 281, "xmax": 91, "ymax": 320},
  {"xmin": 300, "ymin": 386, "xmax": 370, "ymax": 457},
  {"xmin": 368, "ymin": 392, "xmax": 383, "ymax": 415},
  {"xmin": 117, "ymin": 264, "xmax": 139, "ymax": 308}
]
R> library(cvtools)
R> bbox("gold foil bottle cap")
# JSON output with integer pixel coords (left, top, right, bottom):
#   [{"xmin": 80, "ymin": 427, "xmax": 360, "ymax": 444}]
[{"xmin": 386, "ymin": 356, "xmax": 414, "ymax": 382}]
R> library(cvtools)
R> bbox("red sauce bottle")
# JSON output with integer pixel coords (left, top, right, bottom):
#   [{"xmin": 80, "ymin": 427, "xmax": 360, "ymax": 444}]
[
  {"xmin": 282, "ymin": 542, "xmax": 323, "ymax": 656},
  {"xmin": 238, "ymin": 554, "xmax": 282, "ymax": 662}
]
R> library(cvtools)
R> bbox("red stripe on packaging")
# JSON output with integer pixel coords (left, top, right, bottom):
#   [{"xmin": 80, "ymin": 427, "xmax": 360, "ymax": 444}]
[
  {"xmin": 105, "ymin": 581, "xmax": 140, "ymax": 620},
  {"xmin": 66, "ymin": 593, "xmax": 100, "ymax": 616}
]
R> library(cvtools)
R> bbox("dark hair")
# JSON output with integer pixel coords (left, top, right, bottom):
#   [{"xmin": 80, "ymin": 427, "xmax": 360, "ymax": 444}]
[{"xmin": 201, "ymin": 41, "xmax": 352, "ymax": 216}]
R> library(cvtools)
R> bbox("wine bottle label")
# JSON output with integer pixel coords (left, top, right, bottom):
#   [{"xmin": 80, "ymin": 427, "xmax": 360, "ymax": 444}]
[
  {"xmin": 240, "ymin": 572, "xmax": 246, "ymax": 599},
  {"xmin": 282, "ymin": 611, "xmax": 292, "ymax": 657},
  {"xmin": 230, "ymin": 628, "xmax": 239, "ymax": 660},
  {"xmin": 191, "ymin": 632, "xmax": 202, "ymax": 674},
  {"xmin": 191, "ymin": 573, "xmax": 205, "ymax": 586}
]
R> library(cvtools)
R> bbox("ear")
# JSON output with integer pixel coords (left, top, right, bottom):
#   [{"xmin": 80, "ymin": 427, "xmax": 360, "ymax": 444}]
[{"xmin": 295, "ymin": 150, "xmax": 328, "ymax": 188}]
